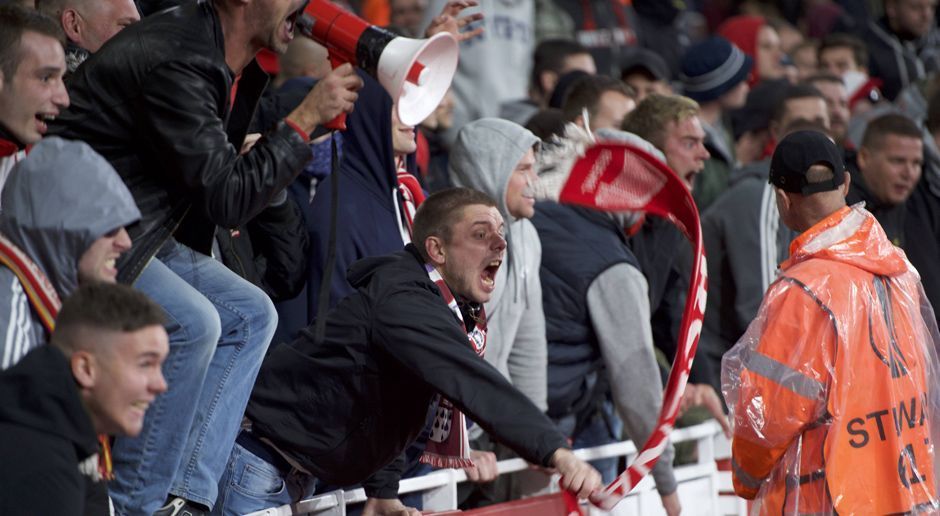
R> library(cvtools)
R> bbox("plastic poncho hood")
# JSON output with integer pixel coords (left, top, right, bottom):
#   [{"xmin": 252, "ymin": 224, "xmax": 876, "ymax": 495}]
[{"xmin": 0, "ymin": 137, "xmax": 140, "ymax": 297}]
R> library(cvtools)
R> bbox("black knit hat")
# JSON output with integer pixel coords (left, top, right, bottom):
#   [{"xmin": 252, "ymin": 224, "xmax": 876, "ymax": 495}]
[
  {"xmin": 769, "ymin": 130, "xmax": 845, "ymax": 195},
  {"xmin": 680, "ymin": 36, "xmax": 752, "ymax": 103}
]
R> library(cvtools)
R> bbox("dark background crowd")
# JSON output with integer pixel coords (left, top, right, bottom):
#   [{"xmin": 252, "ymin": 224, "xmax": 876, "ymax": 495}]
[{"xmin": 0, "ymin": 0, "xmax": 939, "ymax": 514}]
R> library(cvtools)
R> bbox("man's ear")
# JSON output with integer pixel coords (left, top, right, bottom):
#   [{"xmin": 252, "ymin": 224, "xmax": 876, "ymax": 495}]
[
  {"xmin": 774, "ymin": 186, "xmax": 791, "ymax": 210},
  {"xmin": 425, "ymin": 236, "xmax": 446, "ymax": 266},
  {"xmin": 857, "ymin": 146, "xmax": 870, "ymax": 171},
  {"xmin": 539, "ymin": 71, "xmax": 558, "ymax": 100},
  {"xmin": 61, "ymin": 8, "xmax": 83, "ymax": 45},
  {"xmin": 769, "ymin": 120, "xmax": 782, "ymax": 143},
  {"xmin": 884, "ymin": 0, "xmax": 897, "ymax": 22},
  {"xmin": 70, "ymin": 351, "xmax": 96, "ymax": 389},
  {"xmin": 573, "ymin": 114, "xmax": 585, "ymax": 130},
  {"xmin": 841, "ymin": 170, "xmax": 851, "ymax": 197}
]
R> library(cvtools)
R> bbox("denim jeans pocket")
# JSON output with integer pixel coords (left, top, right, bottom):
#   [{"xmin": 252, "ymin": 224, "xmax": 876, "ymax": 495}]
[{"xmin": 231, "ymin": 451, "xmax": 288, "ymax": 498}]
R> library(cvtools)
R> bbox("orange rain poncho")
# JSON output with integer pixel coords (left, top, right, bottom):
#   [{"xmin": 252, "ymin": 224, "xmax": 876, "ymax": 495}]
[{"xmin": 723, "ymin": 204, "xmax": 940, "ymax": 515}]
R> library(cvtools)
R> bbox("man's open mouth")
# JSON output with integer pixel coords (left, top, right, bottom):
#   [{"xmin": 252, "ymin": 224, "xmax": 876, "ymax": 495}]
[
  {"xmin": 285, "ymin": 3, "xmax": 306, "ymax": 36},
  {"xmin": 481, "ymin": 260, "xmax": 501, "ymax": 287},
  {"xmin": 35, "ymin": 113, "xmax": 56, "ymax": 133}
]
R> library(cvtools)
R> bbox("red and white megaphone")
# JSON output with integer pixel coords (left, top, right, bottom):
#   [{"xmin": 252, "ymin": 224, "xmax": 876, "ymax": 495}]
[{"xmin": 296, "ymin": 0, "xmax": 459, "ymax": 130}]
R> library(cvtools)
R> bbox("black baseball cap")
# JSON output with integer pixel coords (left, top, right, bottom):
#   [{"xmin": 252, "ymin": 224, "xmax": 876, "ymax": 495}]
[
  {"xmin": 620, "ymin": 48, "xmax": 671, "ymax": 82},
  {"xmin": 769, "ymin": 130, "xmax": 845, "ymax": 195}
]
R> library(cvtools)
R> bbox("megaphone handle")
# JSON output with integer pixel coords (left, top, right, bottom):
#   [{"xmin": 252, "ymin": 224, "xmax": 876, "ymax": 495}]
[{"xmin": 324, "ymin": 52, "xmax": 348, "ymax": 131}]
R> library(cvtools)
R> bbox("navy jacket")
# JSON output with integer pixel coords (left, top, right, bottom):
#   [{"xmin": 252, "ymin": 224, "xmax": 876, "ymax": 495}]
[
  {"xmin": 305, "ymin": 71, "xmax": 418, "ymax": 321},
  {"xmin": 532, "ymin": 202, "xmax": 638, "ymax": 418}
]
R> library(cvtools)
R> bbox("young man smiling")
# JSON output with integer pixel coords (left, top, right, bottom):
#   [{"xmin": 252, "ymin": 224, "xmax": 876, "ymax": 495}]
[
  {"xmin": 216, "ymin": 188, "xmax": 601, "ymax": 515},
  {"xmin": 0, "ymin": 5, "xmax": 69, "ymax": 199},
  {"xmin": 0, "ymin": 283, "xmax": 168, "ymax": 515}
]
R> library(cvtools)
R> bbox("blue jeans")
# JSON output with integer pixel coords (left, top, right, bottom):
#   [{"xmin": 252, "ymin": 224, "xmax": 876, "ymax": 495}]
[
  {"xmin": 213, "ymin": 442, "xmax": 317, "ymax": 516},
  {"xmin": 109, "ymin": 240, "xmax": 276, "ymax": 514}
]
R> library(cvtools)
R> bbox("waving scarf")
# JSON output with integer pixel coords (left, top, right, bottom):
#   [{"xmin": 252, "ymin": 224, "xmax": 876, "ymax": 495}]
[{"xmin": 543, "ymin": 135, "xmax": 707, "ymax": 510}]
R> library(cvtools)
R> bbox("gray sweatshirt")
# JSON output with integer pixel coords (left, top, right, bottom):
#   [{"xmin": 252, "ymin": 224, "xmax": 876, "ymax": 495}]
[
  {"xmin": 449, "ymin": 118, "xmax": 548, "ymax": 412},
  {"xmin": 587, "ymin": 262, "xmax": 677, "ymax": 495}
]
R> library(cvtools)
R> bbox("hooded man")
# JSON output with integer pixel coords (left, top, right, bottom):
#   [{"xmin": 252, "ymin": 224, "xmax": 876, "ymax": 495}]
[
  {"xmin": 305, "ymin": 70, "xmax": 422, "ymax": 318},
  {"xmin": 449, "ymin": 118, "xmax": 546, "ymax": 412},
  {"xmin": 0, "ymin": 136, "xmax": 140, "ymax": 370},
  {"xmin": 447, "ymin": 119, "xmax": 544, "ymax": 500}
]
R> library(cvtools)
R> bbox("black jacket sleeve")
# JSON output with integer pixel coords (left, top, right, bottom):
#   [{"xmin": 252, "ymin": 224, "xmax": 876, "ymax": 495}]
[
  {"xmin": 247, "ymin": 196, "xmax": 310, "ymax": 301},
  {"xmin": 137, "ymin": 59, "xmax": 310, "ymax": 229},
  {"xmin": 372, "ymin": 286, "xmax": 568, "ymax": 468},
  {"xmin": 217, "ymin": 195, "xmax": 310, "ymax": 302},
  {"xmin": 361, "ymin": 452, "xmax": 408, "ymax": 499}
]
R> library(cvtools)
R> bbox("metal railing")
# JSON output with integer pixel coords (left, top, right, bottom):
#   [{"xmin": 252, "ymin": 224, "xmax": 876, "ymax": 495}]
[{"xmin": 246, "ymin": 420, "xmax": 745, "ymax": 516}]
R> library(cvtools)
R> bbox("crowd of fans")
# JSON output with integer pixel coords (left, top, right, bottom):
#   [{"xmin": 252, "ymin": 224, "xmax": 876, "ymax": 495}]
[{"xmin": 0, "ymin": 0, "xmax": 939, "ymax": 514}]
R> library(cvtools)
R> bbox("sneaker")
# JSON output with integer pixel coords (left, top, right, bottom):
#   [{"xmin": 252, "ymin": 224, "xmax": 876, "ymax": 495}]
[{"xmin": 152, "ymin": 497, "xmax": 208, "ymax": 516}]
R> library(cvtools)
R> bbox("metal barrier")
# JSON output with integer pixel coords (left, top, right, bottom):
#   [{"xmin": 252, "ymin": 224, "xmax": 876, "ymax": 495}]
[{"xmin": 245, "ymin": 420, "xmax": 746, "ymax": 516}]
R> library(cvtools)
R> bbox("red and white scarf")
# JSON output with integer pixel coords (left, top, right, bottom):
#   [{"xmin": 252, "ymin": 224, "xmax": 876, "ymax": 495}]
[
  {"xmin": 0, "ymin": 138, "xmax": 27, "ymax": 210},
  {"xmin": 396, "ymin": 157, "xmax": 426, "ymax": 242},
  {"xmin": 420, "ymin": 263, "xmax": 486, "ymax": 469},
  {"xmin": 557, "ymin": 142, "xmax": 707, "ymax": 510}
]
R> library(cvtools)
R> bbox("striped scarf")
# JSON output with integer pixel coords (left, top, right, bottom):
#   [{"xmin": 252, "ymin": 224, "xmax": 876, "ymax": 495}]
[
  {"xmin": 396, "ymin": 157, "xmax": 426, "ymax": 241},
  {"xmin": 420, "ymin": 263, "xmax": 486, "ymax": 469}
]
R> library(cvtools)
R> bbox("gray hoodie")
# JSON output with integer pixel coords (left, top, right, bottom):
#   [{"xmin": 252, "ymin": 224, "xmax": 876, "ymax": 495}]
[
  {"xmin": 449, "ymin": 118, "xmax": 548, "ymax": 412},
  {"xmin": 0, "ymin": 137, "xmax": 140, "ymax": 369}
]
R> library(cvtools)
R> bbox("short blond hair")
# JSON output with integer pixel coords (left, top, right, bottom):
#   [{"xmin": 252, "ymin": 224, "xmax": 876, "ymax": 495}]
[{"xmin": 621, "ymin": 94, "xmax": 700, "ymax": 150}]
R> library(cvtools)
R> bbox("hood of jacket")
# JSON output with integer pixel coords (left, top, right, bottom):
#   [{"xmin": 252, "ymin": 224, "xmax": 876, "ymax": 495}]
[
  {"xmin": 341, "ymin": 70, "xmax": 417, "ymax": 210},
  {"xmin": 448, "ymin": 118, "xmax": 539, "ymax": 225},
  {"xmin": 0, "ymin": 344, "xmax": 98, "ymax": 458},
  {"xmin": 347, "ymin": 247, "xmax": 402, "ymax": 290},
  {"xmin": 0, "ymin": 137, "xmax": 140, "ymax": 297},
  {"xmin": 782, "ymin": 204, "xmax": 909, "ymax": 277}
]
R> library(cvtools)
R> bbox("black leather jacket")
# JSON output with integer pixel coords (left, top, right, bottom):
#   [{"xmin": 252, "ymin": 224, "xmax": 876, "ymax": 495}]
[{"xmin": 51, "ymin": 1, "xmax": 311, "ymax": 283}]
